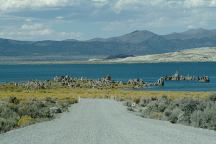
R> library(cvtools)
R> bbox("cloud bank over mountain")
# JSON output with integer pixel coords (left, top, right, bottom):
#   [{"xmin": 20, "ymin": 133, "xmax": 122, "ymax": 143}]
[{"xmin": 0, "ymin": 0, "xmax": 215, "ymax": 40}]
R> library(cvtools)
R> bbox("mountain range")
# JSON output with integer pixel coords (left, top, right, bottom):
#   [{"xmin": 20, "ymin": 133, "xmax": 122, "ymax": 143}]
[{"xmin": 0, "ymin": 28, "xmax": 216, "ymax": 60}]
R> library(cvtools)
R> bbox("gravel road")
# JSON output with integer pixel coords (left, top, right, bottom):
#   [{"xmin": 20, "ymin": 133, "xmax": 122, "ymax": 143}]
[{"xmin": 0, "ymin": 99, "xmax": 216, "ymax": 144}]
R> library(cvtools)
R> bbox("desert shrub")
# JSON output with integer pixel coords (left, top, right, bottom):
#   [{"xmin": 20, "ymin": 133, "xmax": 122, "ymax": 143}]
[
  {"xmin": 0, "ymin": 96, "xmax": 76, "ymax": 133},
  {"xmin": 141, "ymin": 101, "xmax": 157, "ymax": 117},
  {"xmin": 146, "ymin": 101, "xmax": 159, "ymax": 112},
  {"xmin": 0, "ymin": 105, "xmax": 20, "ymax": 121},
  {"xmin": 139, "ymin": 98, "xmax": 151, "ymax": 107},
  {"xmin": 64, "ymin": 97, "xmax": 78, "ymax": 105},
  {"xmin": 173, "ymin": 98, "xmax": 199, "ymax": 114},
  {"xmin": 191, "ymin": 103, "xmax": 216, "ymax": 130},
  {"xmin": 126, "ymin": 95, "xmax": 216, "ymax": 130},
  {"xmin": 17, "ymin": 98, "xmax": 73, "ymax": 119},
  {"xmin": 139, "ymin": 97, "xmax": 159, "ymax": 106},
  {"xmin": 157, "ymin": 96, "xmax": 170, "ymax": 112},
  {"xmin": 149, "ymin": 112, "xmax": 163, "ymax": 119},
  {"xmin": 161, "ymin": 98, "xmax": 199, "ymax": 125},
  {"xmin": 8, "ymin": 96, "xmax": 20, "ymax": 104},
  {"xmin": 208, "ymin": 94, "xmax": 216, "ymax": 102},
  {"xmin": 127, "ymin": 107, "xmax": 134, "ymax": 111},
  {"xmin": 18, "ymin": 100, "xmax": 53, "ymax": 119},
  {"xmin": 163, "ymin": 101, "xmax": 178, "ymax": 121},
  {"xmin": 206, "ymin": 107, "xmax": 216, "ymax": 130},
  {"xmin": 196, "ymin": 101, "xmax": 207, "ymax": 111},
  {"xmin": 167, "ymin": 108, "xmax": 183, "ymax": 124},
  {"xmin": 176, "ymin": 112, "xmax": 191, "ymax": 125},
  {"xmin": 181, "ymin": 99, "xmax": 199, "ymax": 114},
  {"xmin": 115, "ymin": 96, "xmax": 125, "ymax": 101},
  {"xmin": 190, "ymin": 110, "xmax": 208, "ymax": 128},
  {"xmin": 140, "ymin": 108, "xmax": 149, "ymax": 117},
  {"xmin": 163, "ymin": 109, "xmax": 172, "ymax": 119},
  {"xmin": 57, "ymin": 100, "xmax": 72, "ymax": 112},
  {"xmin": 141, "ymin": 96, "xmax": 170, "ymax": 117},
  {"xmin": 0, "ymin": 118, "xmax": 17, "ymax": 133},
  {"xmin": 123, "ymin": 101, "xmax": 133, "ymax": 107},
  {"xmin": 56, "ymin": 99, "xmax": 76, "ymax": 112},
  {"xmin": 141, "ymin": 100, "xmax": 166, "ymax": 119},
  {"xmin": 133, "ymin": 98, "xmax": 140, "ymax": 104},
  {"xmin": 124, "ymin": 100, "xmax": 137, "ymax": 111},
  {"xmin": 45, "ymin": 97, "xmax": 56, "ymax": 104},
  {"xmin": 0, "ymin": 102, "xmax": 20, "ymax": 133},
  {"xmin": 18, "ymin": 115, "xmax": 33, "ymax": 127},
  {"xmin": 173, "ymin": 98, "xmax": 200, "ymax": 125}
]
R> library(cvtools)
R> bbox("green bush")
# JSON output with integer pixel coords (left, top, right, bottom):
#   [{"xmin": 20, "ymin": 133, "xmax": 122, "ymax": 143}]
[
  {"xmin": 139, "ymin": 97, "xmax": 151, "ymax": 107},
  {"xmin": 0, "ymin": 101, "xmax": 20, "ymax": 133},
  {"xmin": 167, "ymin": 108, "xmax": 182, "ymax": 124},
  {"xmin": 18, "ymin": 101, "xmax": 53, "ymax": 118},
  {"xmin": 141, "ymin": 96, "xmax": 170, "ymax": 119},
  {"xmin": 0, "ymin": 96, "xmax": 76, "ymax": 133},
  {"xmin": 208, "ymin": 94, "xmax": 216, "ymax": 102},
  {"xmin": 191, "ymin": 103, "xmax": 216, "ymax": 130},
  {"xmin": 123, "ymin": 101, "xmax": 133, "ymax": 107},
  {"xmin": 125, "ymin": 96, "xmax": 216, "ymax": 131},
  {"xmin": 8, "ymin": 96, "xmax": 20, "ymax": 104},
  {"xmin": 0, "ymin": 118, "xmax": 17, "ymax": 133},
  {"xmin": 157, "ymin": 96, "xmax": 170, "ymax": 112},
  {"xmin": 0, "ymin": 104, "xmax": 20, "ymax": 121}
]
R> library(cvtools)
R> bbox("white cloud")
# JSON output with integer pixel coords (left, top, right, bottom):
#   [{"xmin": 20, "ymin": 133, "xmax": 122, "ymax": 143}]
[
  {"xmin": 0, "ymin": 0, "xmax": 216, "ymax": 13},
  {"xmin": 112, "ymin": 0, "xmax": 216, "ymax": 12},
  {"xmin": 56, "ymin": 16, "xmax": 64, "ymax": 20},
  {"xmin": 171, "ymin": 0, "xmax": 216, "ymax": 8},
  {"xmin": 113, "ymin": 0, "xmax": 146, "ymax": 13},
  {"xmin": 91, "ymin": 0, "xmax": 109, "ymax": 7},
  {"xmin": 102, "ymin": 6, "xmax": 216, "ymax": 34},
  {"xmin": 0, "ymin": 0, "xmax": 70, "ymax": 13},
  {"xmin": 0, "ymin": 23, "xmax": 81, "ymax": 40},
  {"xmin": 113, "ymin": 0, "xmax": 170, "ymax": 13},
  {"xmin": 183, "ymin": 0, "xmax": 204, "ymax": 8},
  {"xmin": 0, "ymin": 0, "xmax": 215, "ymax": 40},
  {"xmin": 0, "ymin": 0, "xmax": 110, "ymax": 13}
]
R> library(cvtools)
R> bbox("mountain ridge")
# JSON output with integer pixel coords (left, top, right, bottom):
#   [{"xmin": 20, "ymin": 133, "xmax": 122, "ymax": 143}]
[
  {"xmin": 0, "ymin": 28, "xmax": 216, "ymax": 59},
  {"xmin": 1, "ymin": 28, "xmax": 216, "ymax": 42}
]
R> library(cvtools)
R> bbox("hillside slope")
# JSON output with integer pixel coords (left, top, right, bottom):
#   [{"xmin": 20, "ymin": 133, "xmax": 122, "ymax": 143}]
[{"xmin": 103, "ymin": 47, "xmax": 216, "ymax": 63}]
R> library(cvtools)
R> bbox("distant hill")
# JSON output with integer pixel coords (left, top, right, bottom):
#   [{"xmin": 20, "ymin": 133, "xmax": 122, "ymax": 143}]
[
  {"xmin": 102, "ymin": 47, "xmax": 216, "ymax": 63},
  {"xmin": 89, "ymin": 30, "xmax": 157, "ymax": 44},
  {"xmin": 0, "ymin": 28, "xmax": 216, "ymax": 60},
  {"xmin": 105, "ymin": 54, "xmax": 134, "ymax": 59},
  {"xmin": 163, "ymin": 28, "xmax": 216, "ymax": 40}
]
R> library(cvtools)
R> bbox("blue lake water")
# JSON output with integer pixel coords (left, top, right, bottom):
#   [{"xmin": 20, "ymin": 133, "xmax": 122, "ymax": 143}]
[{"xmin": 0, "ymin": 63, "xmax": 215, "ymax": 91}]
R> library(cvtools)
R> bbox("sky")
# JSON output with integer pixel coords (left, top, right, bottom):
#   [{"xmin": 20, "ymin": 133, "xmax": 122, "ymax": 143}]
[{"xmin": 0, "ymin": 0, "xmax": 216, "ymax": 41}]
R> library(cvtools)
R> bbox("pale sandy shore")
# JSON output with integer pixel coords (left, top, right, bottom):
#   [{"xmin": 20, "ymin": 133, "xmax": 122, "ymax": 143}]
[{"xmin": 102, "ymin": 47, "xmax": 216, "ymax": 63}]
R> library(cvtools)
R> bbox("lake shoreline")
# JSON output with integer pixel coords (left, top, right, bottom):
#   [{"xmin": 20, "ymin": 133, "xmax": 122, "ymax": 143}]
[
  {"xmin": 1, "ymin": 61, "xmax": 216, "ymax": 65},
  {"xmin": 0, "ymin": 63, "xmax": 215, "ymax": 91}
]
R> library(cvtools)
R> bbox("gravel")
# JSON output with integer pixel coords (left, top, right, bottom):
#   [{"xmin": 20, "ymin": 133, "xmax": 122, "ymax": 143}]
[{"xmin": 0, "ymin": 99, "xmax": 216, "ymax": 144}]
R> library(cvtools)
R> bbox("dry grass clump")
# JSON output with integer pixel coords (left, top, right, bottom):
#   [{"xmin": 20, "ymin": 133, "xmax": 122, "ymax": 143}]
[{"xmin": 18, "ymin": 116, "xmax": 33, "ymax": 127}]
